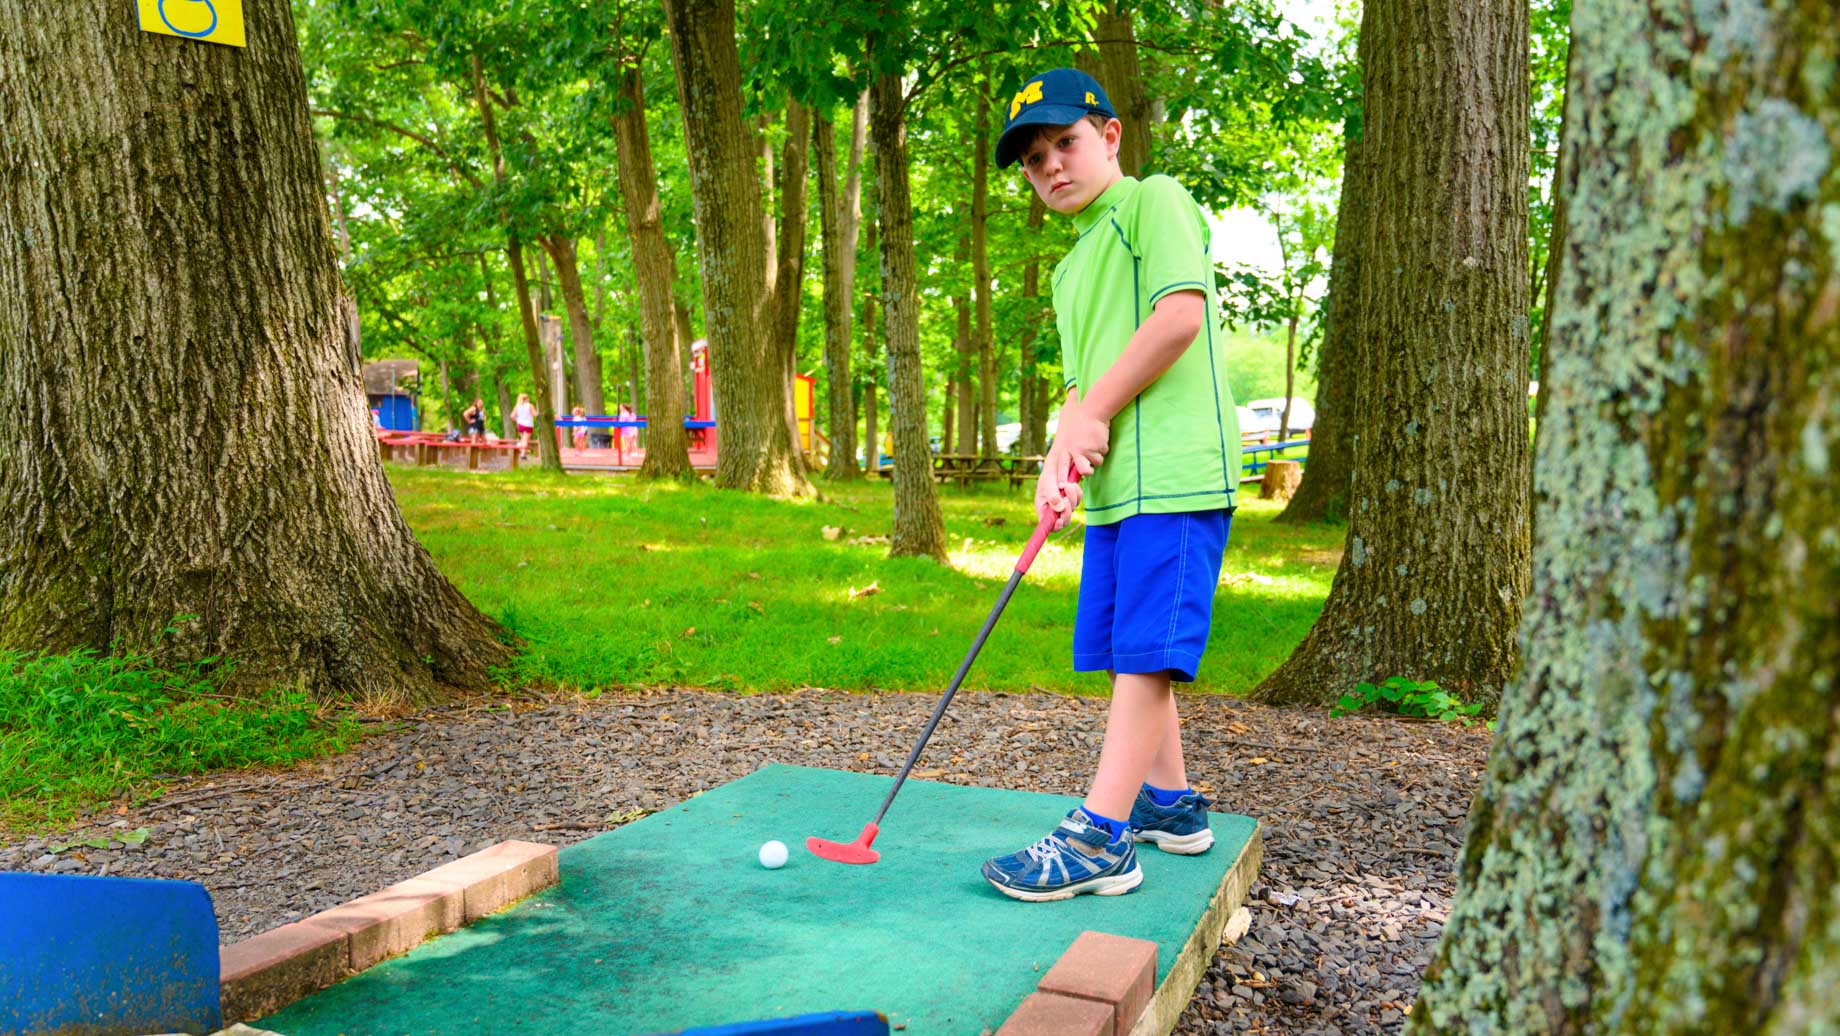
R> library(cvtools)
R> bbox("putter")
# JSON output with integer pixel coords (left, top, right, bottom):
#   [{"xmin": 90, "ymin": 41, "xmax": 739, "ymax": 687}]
[{"xmin": 808, "ymin": 467, "xmax": 1082, "ymax": 865}]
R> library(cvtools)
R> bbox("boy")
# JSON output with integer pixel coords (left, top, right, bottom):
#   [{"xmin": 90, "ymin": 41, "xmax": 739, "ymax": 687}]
[{"xmin": 982, "ymin": 68, "xmax": 1240, "ymax": 901}]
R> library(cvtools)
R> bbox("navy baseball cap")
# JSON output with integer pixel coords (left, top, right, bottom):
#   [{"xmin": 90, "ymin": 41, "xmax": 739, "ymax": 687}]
[{"xmin": 995, "ymin": 68, "xmax": 1117, "ymax": 169}]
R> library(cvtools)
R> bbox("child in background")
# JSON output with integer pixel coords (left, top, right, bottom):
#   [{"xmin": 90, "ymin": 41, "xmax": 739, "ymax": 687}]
[
  {"xmin": 980, "ymin": 68, "xmax": 1242, "ymax": 901},
  {"xmin": 512, "ymin": 393, "xmax": 536, "ymax": 457},
  {"xmin": 570, "ymin": 404, "xmax": 589, "ymax": 450}
]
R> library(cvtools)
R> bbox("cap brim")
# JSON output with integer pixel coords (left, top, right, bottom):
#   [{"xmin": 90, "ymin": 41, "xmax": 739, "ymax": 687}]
[{"xmin": 995, "ymin": 104, "xmax": 1099, "ymax": 169}]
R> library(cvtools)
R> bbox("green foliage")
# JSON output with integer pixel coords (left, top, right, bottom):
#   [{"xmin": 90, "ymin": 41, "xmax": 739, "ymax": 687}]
[
  {"xmin": 1331, "ymin": 676, "xmax": 1487, "ymax": 724},
  {"xmin": 0, "ymin": 641, "xmax": 361, "ymax": 832}
]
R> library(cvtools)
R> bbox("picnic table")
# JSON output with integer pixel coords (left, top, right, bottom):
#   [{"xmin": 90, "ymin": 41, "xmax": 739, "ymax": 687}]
[{"xmin": 874, "ymin": 454, "xmax": 1046, "ymax": 488}]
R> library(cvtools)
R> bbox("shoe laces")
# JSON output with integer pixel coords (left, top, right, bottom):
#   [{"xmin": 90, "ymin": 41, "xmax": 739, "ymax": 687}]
[{"xmin": 1023, "ymin": 835, "xmax": 1065, "ymax": 863}]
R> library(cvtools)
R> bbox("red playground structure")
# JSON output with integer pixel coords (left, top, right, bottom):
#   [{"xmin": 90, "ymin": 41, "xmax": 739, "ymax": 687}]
[{"xmin": 375, "ymin": 340, "xmax": 820, "ymax": 473}]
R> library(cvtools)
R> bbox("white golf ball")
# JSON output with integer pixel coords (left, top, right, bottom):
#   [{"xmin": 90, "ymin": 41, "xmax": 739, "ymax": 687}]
[{"xmin": 758, "ymin": 840, "xmax": 789, "ymax": 869}]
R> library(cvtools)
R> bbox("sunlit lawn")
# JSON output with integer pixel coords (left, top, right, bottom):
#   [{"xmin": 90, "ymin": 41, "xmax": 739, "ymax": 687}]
[{"xmin": 394, "ymin": 464, "xmax": 1342, "ymax": 697}]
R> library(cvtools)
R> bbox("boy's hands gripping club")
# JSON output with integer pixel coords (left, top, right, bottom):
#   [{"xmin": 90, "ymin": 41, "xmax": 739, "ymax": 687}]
[{"xmin": 1037, "ymin": 392, "xmax": 1109, "ymax": 531}]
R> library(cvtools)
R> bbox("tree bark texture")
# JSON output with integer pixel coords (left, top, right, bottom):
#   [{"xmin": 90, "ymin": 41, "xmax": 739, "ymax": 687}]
[
  {"xmin": 1411, "ymin": 1, "xmax": 1840, "ymax": 1030},
  {"xmin": 1279, "ymin": 137, "xmax": 1364, "ymax": 525},
  {"xmin": 1094, "ymin": 2, "xmax": 1152, "ymax": 177},
  {"xmin": 610, "ymin": 63, "xmax": 693, "ymax": 480},
  {"xmin": 871, "ymin": 72, "xmax": 947, "ymax": 559},
  {"xmin": 773, "ymin": 98, "xmax": 812, "ymax": 458},
  {"xmin": 816, "ymin": 96, "xmax": 868, "ymax": 480},
  {"xmin": 1255, "ymin": 0, "xmax": 1531, "ymax": 707},
  {"xmin": 974, "ymin": 90, "xmax": 998, "ymax": 458},
  {"xmin": 0, "ymin": 0, "xmax": 509, "ymax": 700},
  {"xmin": 662, "ymin": 0, "xmax": 811, "ymax": 495},
  {"xmin": 541, "ymin": 235, "xmax": 605, "ymax": 416}
]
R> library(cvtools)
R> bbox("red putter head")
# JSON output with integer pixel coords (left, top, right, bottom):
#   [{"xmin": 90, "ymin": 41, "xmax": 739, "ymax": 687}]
[{"xmin": 806, "ymin": 823, "xmax": 880, "ymax": 865}]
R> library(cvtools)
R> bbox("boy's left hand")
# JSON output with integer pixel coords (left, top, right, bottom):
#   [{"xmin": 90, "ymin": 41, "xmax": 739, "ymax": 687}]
[{"xmin": 1055, "ymin": 405, "xmax": 1110, "ymax": 472}]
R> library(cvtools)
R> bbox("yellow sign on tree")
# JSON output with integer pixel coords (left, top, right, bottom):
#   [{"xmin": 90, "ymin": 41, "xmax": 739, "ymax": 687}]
[{"xmin": 136, "ymin": 0, "xmax": 245, "ymax": 48}]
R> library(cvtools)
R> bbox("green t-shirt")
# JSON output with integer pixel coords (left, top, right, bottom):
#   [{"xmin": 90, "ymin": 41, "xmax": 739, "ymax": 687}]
[{"xmin": 1053, "ymin": 175, "xmax": 1240, "ymax": 524}]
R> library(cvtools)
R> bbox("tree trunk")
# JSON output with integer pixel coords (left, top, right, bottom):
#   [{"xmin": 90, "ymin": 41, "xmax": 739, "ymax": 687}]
[
  {"xmin": 870, "ymin": 72, "xmax": 946, "ymax": 560},
  {"xmin": 1255, "ymin": 0, "xmax": 1530, "ymax": 707},
  {"xmin": 1279, "ymin": 312, "xmax": 1297, "ymax": 442},
  {"xmin": 1094, "ymin": 2, "xmax": 1152, "ymax": 178},
  {"xmin": 0, "ymin": 0, "xmax": 509, "ymax": 701},
  {"xmin": 861, "ymin": 219, "xmax": 881, "ymax": 472},
  {"xmin": 1278, "ymin": 137, "xmax": 1364, "ymax": 525},
  {"xmin": 942, "ymin": 376, "xmax": 957, "ymax": 455},
  {"xmin": 954, "ymin": 234, "xmax": 976, "ymax": 455},
  {"xmin": 973, "ymin": 90, "xmax": 998, "ymax": 458},
  {"xmin": 542, "ymin": 235, "xmax": 605, "ymax": 416},
  {"xmin": 1410, "ymin": 2, "xmax": 1840, "ymax": 1029},
  {"xmin": 816, "ymin": 93, "xmax": 868, "ymax": 480},
  {"xmin": 610, "ymin": 63, "xmax": 693, "ymax": 480},
  {"xmin": 472, "ymin": 54, "xmax": 562, "ymax": 473},
  {"xmin": 1018, "ymin": 195, "xmax": 1051, "ymax": 456},
  {"xmin": 773, "ymin": 97, "xmax": 813, "ymax": 457},
  {"xmin": 661, "ymin": 0, "xmax": 812, "ymax": 496}
]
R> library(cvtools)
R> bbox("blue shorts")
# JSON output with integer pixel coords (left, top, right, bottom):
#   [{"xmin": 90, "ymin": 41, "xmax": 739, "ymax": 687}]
[{"xmin": 1073, "ymin": 509, "xmax": 1232, "ymax": 683}]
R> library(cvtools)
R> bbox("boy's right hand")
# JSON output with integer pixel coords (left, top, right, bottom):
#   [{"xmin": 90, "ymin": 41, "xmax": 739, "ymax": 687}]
[{"xmin": 1035, "ymin": 446, "xmax": 1089, "ymax": 531}]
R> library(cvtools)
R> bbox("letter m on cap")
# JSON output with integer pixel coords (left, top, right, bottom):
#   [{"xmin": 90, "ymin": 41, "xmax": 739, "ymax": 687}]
[{"xmin": 1010, "ymin": 80, "xmax": 1044, "ymax": 120}]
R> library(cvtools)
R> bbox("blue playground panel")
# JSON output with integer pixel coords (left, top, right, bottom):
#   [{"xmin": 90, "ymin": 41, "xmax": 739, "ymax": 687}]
[
  {"xmin": 374, "ymin": 394, "xmax": 417, "ymax": 431},
  {"xmin": 0, "ymin": 873, "xmax": 221, "ymax": 1036},
  {"xmin": 668, "ymin": 1010, "xmax": 889, "ymax": 1036}
]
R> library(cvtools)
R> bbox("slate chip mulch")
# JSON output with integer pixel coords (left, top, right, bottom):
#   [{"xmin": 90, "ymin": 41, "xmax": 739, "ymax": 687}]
[{"xmin": 2, "ymin": 688, "xmax": 1488, "ymax": 1035}]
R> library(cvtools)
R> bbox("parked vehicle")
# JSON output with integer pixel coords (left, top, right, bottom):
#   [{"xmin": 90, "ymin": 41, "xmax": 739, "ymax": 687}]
[{"xmin": 1242, "ymin": 397, "xmax": 1315, "ymax": 434}]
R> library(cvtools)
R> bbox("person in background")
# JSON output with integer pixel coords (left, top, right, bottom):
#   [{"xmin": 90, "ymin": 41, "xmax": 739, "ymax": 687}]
[
  {"xmin": 462, "ymin": 397, "xmax": 487, "ymax": 444},
  {"xmin": 570, "ymin": 404, "xmax": 589, "ymax": 451},
  {"xmin": 617, "ymin": 401, "xmax": 638, "ymax": 455},
  {"xmin": 512, "ymin": 393, "xmax": 536, "ymax": 457}
]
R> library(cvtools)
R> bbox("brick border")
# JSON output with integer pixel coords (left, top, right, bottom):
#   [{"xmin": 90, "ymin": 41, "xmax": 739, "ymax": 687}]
[
  {"xmin": 993, "ymin": 822, "xmax": 1263, "ymax": 1036},
  {"xmin": 218, "ymin": 840, "xmax": 558, "ymax": 1024},
  {"xmin": 1126, "ymin": 825, "xmax": 1263, "ymax": 1036}
]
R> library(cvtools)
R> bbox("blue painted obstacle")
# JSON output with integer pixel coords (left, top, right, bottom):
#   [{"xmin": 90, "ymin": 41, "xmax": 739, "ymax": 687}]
[
  {"xmin": 0, "ymin": 872, "xmax": 221, "ymax": 1036},
  {"xmin": 668, "ymin": 1010, "xmax": 890, "ymax": 1036}
]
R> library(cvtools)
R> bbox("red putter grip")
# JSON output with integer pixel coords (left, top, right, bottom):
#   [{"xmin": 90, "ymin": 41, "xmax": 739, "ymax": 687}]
[{"xmin": 1016, "ymin": 465, "xmax": 1083, "ymax": 574}]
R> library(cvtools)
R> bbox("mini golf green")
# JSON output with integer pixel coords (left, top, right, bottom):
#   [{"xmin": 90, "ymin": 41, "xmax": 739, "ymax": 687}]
[{"xmin": 258, "ymin": 764, "xmax": 1258, "ymax": 1035}]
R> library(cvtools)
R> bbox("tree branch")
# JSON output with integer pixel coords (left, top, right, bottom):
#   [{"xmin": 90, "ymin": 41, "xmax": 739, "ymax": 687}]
[{"xmin": 310, "ymin": 109, "xmax": 483, "ymax": 189}]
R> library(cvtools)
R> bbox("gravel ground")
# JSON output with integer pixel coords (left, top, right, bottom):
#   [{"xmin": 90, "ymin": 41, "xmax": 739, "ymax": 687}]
[{"xmin": 3, "ymin": 688, "xmax": 1489, "ymax": 1035}]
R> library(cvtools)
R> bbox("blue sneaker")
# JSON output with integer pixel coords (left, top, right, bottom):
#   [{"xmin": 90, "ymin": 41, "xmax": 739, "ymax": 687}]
[
  {"xmin": 1129, "ymin": 787, "xmax": 1215, "ymax": 854},
  {"xmin": 981, "ymin": 809, "xmax": 1144, "ymax": 902}
]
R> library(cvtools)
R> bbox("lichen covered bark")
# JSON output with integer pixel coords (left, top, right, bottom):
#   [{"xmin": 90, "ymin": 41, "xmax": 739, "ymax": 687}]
[
  {"xmin": 1257, "ymin": 0, "xmax": 1533, "ymax": 707},
  {"xmin": 1412, "ymin": 1, "xmax": 1840, "ymax": 1031},
  {"xmin": 0, "ymin": 1, "xmax": 509, "ymax": 703}
]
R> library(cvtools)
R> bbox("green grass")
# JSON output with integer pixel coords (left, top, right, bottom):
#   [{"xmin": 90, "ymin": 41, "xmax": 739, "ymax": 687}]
[
  {"xmin": 3, "ymin": 468, "xmax": 1340, "ymax": 834},
  {"xmin": 397, "ymin": 467, "xmax": 1341, "ymax": 698},
  {"xmin": 0, "ymin": 645, "xmax": 362, "ymax": 832}
]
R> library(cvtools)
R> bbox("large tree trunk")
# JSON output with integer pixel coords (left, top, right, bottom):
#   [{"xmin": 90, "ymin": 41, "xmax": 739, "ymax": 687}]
[
  {"xmin": 1411, "ymin": 1, "xmax": 1840, "ymax": 1029},
  {"xmin": 610, "ymin": 63, "xmax": 693, "ymax": 480},
  {"xmin": 0, "ymin": 0, "xmax": 509, "ymax": 701},
  {"xmin": 772, "ymin": 97, "xmax": 812, "ymax": 458},
  {"xmin": 1018, "ymin": 195, "xmax": 1051, "ymax": 457},
  {"xmin": 816, "ymin": 93, "xmax": 868, "ymax": 480},
  {"xmin": 870, "ymin": 72, "xmax": 946, "ymax": 560},
  {"xmin": 1255, "ymin": 0, "xmax": 1530, "ymax": 707},
  {"xmin": 1093, "ymin": 2, "xmax": 1152, "ymax": 177},
  {"xmin": 1278, "ymin": 136, "xmax": 1364, "ymax": 525},
  {"xmin": 542, "ymin": 235, "xmax": 605, "ymax": 416},
  {"xmin": 973, "ymin": 90, "xmax": 998, "ymax": 458},
  {"xmin": 661, "ymin": 0, "xmax": 812, "ymax": 496},
  {"xmin": 953, "ymin": 233, "xmax": 976, "ymax": 455}
]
